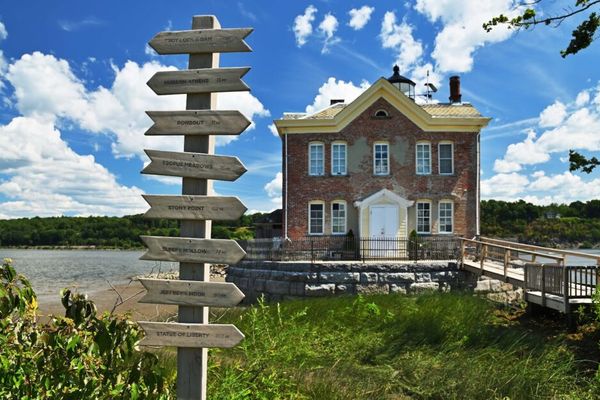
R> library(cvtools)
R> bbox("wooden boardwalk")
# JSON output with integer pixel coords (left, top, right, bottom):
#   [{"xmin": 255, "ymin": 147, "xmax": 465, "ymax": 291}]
[{"xmin": 461, "ymin": 237, "xmax": 600, "ymax": 315}]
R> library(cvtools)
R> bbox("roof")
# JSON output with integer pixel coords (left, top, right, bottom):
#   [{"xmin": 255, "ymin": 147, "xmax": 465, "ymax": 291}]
[{"xmin": 283, "ymin": 101, "xmax": 482, "ymax": 120}]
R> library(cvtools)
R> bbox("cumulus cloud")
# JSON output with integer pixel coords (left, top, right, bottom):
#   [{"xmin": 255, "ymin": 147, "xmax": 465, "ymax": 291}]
[
  {"xmin": 380, "ymin": 12, "xmax": 423, "ymax": 73},
  {"xmin": 538, "ymin": 100, "xmax": 566, "ymax": 128},
  {"xmin": 264, "ymin": 172, "xmax": 283, "ymax": 206},
  {"xmin": 481, "ymin": 172, "xmax": 529, "ymax": 199},
  {"xmin": 268, "ymin": 123, "xmax": 278, "ymax": 136},
  {"xmin": 293, "ymin": 5, "xmax": 318, "ymax": 47},
  {"xmin": 0, "ymin": 21, "xmax": 7, "ymax": 40},
  {"xmin": 318, "ymin": 13, "xmax": 341, "ymax": 53},
  {"xmin": 414, "ymin": 0, "xmax": 521, "ymax": 73},
  {"xmin": 348, "ymin": 6, "xmax": 375, "ymax": 30},
  {"xmin": 305, "ymin": 77, "xmax": 370, "ymax": 114}
]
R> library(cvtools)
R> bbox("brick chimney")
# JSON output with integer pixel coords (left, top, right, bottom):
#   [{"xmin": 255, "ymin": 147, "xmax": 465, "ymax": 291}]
[
  {"xmin": 330, "ymin": 99, "xmax": 344, "ymax": 105},
  {"xmin": 449, "ymin": 76, "xmax": 462, "ymax": 103}
]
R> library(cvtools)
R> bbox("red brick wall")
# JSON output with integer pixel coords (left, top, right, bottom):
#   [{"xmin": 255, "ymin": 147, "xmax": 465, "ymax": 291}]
[{"xmin": 282, "ymin": 98, "xmax": 479, "ymax": 240}]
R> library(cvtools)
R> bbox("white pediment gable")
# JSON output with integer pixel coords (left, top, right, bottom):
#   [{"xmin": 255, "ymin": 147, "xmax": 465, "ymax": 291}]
[{"xmin": 354, "ymin": 189, "xmax": 414, "ymax": 209}]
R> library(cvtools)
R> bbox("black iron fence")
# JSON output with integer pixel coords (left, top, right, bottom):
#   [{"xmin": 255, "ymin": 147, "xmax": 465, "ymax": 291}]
[{"xmin": 239, "ymin": 236, "xmax": 461, "ymax": 262}]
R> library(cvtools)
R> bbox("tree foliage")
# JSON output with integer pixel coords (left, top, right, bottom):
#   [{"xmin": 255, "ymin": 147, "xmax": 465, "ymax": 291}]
[{"xmin": 483, "ymin": 0, "xmax": 600, "ymax": 57}]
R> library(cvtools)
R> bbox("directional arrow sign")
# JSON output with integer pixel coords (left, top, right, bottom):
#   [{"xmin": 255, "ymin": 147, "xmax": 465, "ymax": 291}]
[
  {"xmin": 148, "ymin": 28, "xmax": 253, "ymax": 54},
  {"xmin": 142, "ymin": 150, "xmax": 247, "ymax": 181},
  {"xmin": 147, "ymin": 67, "xmax": 250, "ymax": 95},
  {"xmin": 140, "ymin": 236, "xmax": 246, "ymax": 264},
  {"xmin": 143, "ymin": 195, "xmax": 247, "ymax": 221},
  {"xmin": 139, "ymin": 322, "xmax": 244, "ymax": 348},
  {"xmin": 145, "ymin": 110, "xmax": 250, "ymax": 136},
  {"xmin": 138, "ymin": 278, "xmax": 245, "ymax": 307}
]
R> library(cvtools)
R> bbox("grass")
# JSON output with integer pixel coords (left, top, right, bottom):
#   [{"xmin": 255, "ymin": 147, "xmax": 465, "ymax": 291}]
[{"xmin": 159, "ymin": 293, "xmax": 600, "ymax": 399}]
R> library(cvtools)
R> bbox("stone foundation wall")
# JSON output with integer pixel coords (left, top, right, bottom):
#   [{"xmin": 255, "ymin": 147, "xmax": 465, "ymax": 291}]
[{"xmin": 227, "ymin": 261, "xmax": 467, "ymax": 302}]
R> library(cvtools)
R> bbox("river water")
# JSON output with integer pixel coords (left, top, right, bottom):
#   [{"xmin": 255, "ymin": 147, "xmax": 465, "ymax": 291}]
[{"xmin": 0, "ymin": 249, "xmax": 177, "ymax": 302}]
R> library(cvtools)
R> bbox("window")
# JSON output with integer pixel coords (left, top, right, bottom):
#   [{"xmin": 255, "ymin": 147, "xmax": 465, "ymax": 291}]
[
  {"xmin": 416, "ymin": 142, "xmax": 431, "ymax": 175},
  {"xmin": 331, "ymin": 142, "xmax": 347, "ymax": 175},
  {"xmin": 309, "ymin": 142, "xmax": 324, "ymax": 176},
  {"xmin": 374, "ymin": 142, "xmax": 389, "ymax": 175},
  {"xmin": 416, "ymin": 201, "xmax": 431, "ymax": 234},
  {"xmin": 439, "ymin": 201, "xmax": 453, "ymax": 234},
  {"xmin": 439, "ymin": 142, "xmax": 454, "ymax": 175},
  {"xmin": 308, "ymin": 202, "xmax": 324, "ymax": 235},
  {"xmin": 331, "ymin": 201, "xmax": 346, "ymax": 234},
  {"xmin": 375, "ymin": 109, "xmax": 389, "ymax": 117}
]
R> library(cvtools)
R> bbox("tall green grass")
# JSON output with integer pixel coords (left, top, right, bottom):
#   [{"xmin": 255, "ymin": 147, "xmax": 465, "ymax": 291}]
[{"xmin": 170, "ymin": 293, "xmax": 600, "ymax": 399}]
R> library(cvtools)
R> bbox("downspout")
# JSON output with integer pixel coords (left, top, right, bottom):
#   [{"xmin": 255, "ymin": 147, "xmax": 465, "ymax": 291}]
[
  {"xmin": 284, "ymin": 131, "xmax": 288, "ymax": 239},
  {"xmin": 476, "ymin": 131, "xmax": 480, "ymax": 238}
]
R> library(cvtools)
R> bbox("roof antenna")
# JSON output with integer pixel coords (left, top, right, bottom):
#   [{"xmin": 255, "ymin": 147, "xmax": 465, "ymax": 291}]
[{"xmin": 424, "ymin": 70, "xmax": 437, "ymax": 102}]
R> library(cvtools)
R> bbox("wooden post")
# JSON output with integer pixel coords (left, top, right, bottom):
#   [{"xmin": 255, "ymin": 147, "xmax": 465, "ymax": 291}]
[
  {"xmin": 503, "ymin": 249, "xmax": 510, "ymax": 282},
  {"xmin": 460, "ymin": 239, "xmax": 465, "ymax": 268},
  {"xmin": 177, "ymin": 15, "xmax": 219, "ymax": 400},
  {"xmin": 541, "ymin": 264, "xmax": 546, "ymax": 307},
  {"xmin": 480, "ymin": 244, "xmax": 486, "ymax": 275}
]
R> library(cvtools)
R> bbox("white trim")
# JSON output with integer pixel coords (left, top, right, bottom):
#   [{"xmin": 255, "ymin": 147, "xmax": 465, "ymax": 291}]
[
  {"xmin": 308, "ymin": 201, "xmax": 325, "ymax": 235},
  {"xmin": 415, "ymin": 141, "xmax": 431, "ymax": 175},
  {"xmin": 374, "ymin": 109, "xmax": 389, "ymax": 117},
  {"xmin": 438, "ymin": 141, "xmax": 454, "ymax": 175},
  {"xmin": 438, "ymin": 200, "xmax": 454, "ymax": 234},
  {"xmin": 308, "ymin": 142, "xmax": 324, "ymax": 176},
  {"xmin": 331, "ymin": 141, "xmax": 347, "ymax": 176},
  {"xmin": 284, "ymin": 131, "xmax": 288, "ymax": 239},
  {"xmin": 373, "ymin": 141, "xmax": 390, "ymax": 176},
  {"xmin": 331, "ymin": 200, "xmax": 347, "ymax": 235},
  {"xmin": 416, "ymin": 199, "xmax": 432, "ymax": 234}
]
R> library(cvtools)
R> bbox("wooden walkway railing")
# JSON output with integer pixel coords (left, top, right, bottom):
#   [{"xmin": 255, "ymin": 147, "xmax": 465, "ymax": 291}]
[{"xmin": 460, "ymin": 237, "xmax": 600, "ymax": 315}]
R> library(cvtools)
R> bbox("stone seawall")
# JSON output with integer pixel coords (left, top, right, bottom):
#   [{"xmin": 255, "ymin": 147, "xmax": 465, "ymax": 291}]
[{"xmin": 227, "ymin": 261, "xmax": 467, "ymax": 302}]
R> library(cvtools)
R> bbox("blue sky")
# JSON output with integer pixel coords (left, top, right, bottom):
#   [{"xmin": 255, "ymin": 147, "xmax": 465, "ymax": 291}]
[{"xmin": 1, "ymin": 0, "xmax": 600, "ymax": 218}]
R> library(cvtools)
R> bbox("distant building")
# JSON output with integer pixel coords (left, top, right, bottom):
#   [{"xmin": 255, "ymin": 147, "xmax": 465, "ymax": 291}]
[
  {"xmin": 253, "ymin": 209, "xmax": 283, "ymax": 239},
  {"xmin": 274, "ymin": 67, "xmax": 490, "ymax": 241}
]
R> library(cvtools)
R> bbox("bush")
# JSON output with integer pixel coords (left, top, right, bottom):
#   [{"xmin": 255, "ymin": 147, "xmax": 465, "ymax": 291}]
[{"xmin": 0, "ymin": 258, "xmax": 175, "ymax": 399}]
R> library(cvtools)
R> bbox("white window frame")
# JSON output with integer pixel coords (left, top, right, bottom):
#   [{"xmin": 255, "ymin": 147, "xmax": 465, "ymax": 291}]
[
  {"xmin": 308, "ymin": 142, "xmax": 325, "ymax": 176},
  {"xmin": 373, "ymin": 142, "xmax": 390, "ymax": 176},
  {"xmin": 308, "ymin": 201, "xmax": 325, "ymax": 235},
  {"xmin": 331, "ymin": 200, "xmax": 347, "ymax": 235},
  {"xmin": 331, "ymin": 141, "xmax": 347, "ymax": 176},
  {"xmin": 416, "ymin": 200, "xmax": 432, "ymax": 234},
  {"xmin": 416, "ymin": 141, "xmax": 431, "ymax": 175},
  {"xmin": 438, "ymin": 200, "xmax": 454, "ymax": 234},
  {"xmin": 438, "ymin": 142, "xmax": 454, "ymax": 175}
]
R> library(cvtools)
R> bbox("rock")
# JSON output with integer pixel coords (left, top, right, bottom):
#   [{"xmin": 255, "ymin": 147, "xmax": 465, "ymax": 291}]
[
  {"xmin": 360, "ymin": 272, "xmax": 378, "ymax": 284},
  {"xmin": 356, "ymin": 284, "xmax": 389, "ymax": 295},
  {"xmin": 379, "ymin": 272, "xmax": 415, "ymax": 283},
  {"xmin": 410, "ymin": 282, "xmax": 439, "ymax": 293},
  {"xmin": 319, "ymin": 272, "xmax": 359, "ymax": 284},
  {"xmin": 265, "ymin": 280, "xmax": 290, "ymax": 295},
  {"xmin": 305, "ymin": 283, "xmax": 336, "ymax": 296},
  {"xmin": 336, "ymin": 284, "xmax": 355, "ymax": 294},
  {"xmin": 389, "ymin": 284, "xmax": 407, "ymax": 294}
]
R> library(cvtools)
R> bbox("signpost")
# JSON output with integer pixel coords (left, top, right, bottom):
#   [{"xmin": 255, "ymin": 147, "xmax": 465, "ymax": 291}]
[
  {"xmin": 142, "ymin": 195, "xmax": 247, "ymax": 220},
  {"xmin": 145, "ymin": 110, "xmax": 251, "ymax": 136},
  {"xmin": 142, "ymin": 150, "xmax": 247, "ymax": 181},
  {"xmin": 138, "ymin": 279, "xmax": 245, "ymax": 307},
  {"xmin": 138, "ymin": 15, "xmax": 251, "ymax": 400},
  {"xmin": 147, "ymin": 67, "xmax": 250, "ymax": 95}
]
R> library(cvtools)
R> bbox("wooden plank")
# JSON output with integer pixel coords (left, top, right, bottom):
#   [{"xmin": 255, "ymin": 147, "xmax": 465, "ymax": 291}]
[
  {"xmin": 145, "ymin": 110, "xmax": 251, "ymax": 136},
  {"xmin": 139, "ymin": 322, "xmax": 244, "ymax": 348},
  {"xmin": 140, "ymin": 236, "xmax": 246, "ymax": 264},
  {"xmin": 143, "ymin": 195, "xmax": 247, "ymax": 221},
  {"xmin": 149, "ymin": 28, "xmax": 252, "ymax": 54},
  {"xmin": 138, "ymin": 278, "xmax": 244, "ymax": 307},
  {"xmin": 142, "ymin": 150, "xmax": 247, "ymax": 181},
  {"xmin": 147, "ymin": 67, "xmax": 250, "ymax": 95}
]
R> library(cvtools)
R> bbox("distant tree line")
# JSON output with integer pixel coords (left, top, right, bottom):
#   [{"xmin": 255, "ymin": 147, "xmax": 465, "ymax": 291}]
[
  {"xmin": 481, "ymin": 199, "xmax": 600, "ymax": 247},
  {"xmin": 0, "ymin": 213, "xmax": 266, "ymax": 248}
]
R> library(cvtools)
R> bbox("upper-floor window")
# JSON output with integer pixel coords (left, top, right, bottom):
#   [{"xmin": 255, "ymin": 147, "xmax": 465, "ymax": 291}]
[
  {"xmin": 374, "ymin": 142, "xmax": 389, "ymax": 175},
  {"xmin": 374, "ymin": 109, "xmax": 389, "ymax": 117},
  {"xmin": 416, "ymin": 200, "xmax": 431, "ymax": 234},
  {"xmin": 308, "ymin": 201, "xmax": 324, "ymax": 235},
  {"xmin": 438, "ymin": 201, "xmax": 454, "ymax": 234},
  {"xmin": 309, "ymin": 142, "xmax": 324, "ymax": 176},
  {"xmin": 331, "ymin": 142, "xmax": 347, "ymax": 175},
  {"xmin": 438, "ymin": 142, "xmax": 454, "ymax": 175},
  {"xmin": 331, "ymin": 201, "xmax": 347, "ymax": 234},
  {"xmin": 416, "ymin": 142, "xmax": 431, "ymax": 175}
]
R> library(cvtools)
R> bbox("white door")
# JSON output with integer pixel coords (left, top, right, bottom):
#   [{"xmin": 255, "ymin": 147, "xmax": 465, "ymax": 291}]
[{"xmin": 369, "ymin": 205, "xmax": 399, "ymax": 258}]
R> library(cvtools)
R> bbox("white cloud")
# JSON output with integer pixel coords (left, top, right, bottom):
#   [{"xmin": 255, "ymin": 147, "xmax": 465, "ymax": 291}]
[
  {"xmin": 305, "ymin": 77, "xmax": 370, "ymax": 114},
  {"xmin": 217, "ymin": 91, "xmax": 270, "ymax": 146},
  {"xmin": 0, "ymin": 21, "xmax": 7, "ymax": 87},
  {"xmin": 264, "ymin": 172, "xmax": 282, "ymax": 206},
  {"xmin": 348, "ymin": 6, "xmax": 375, "ymax": 30},
  {"xmin": 0, "ymin": 117, "xmax": 146, "ymax": 218},
  {"xmin": 380, "ymin": 12, "xmax": 423, "ymax": 73},
  {"xmin": 268, "ymin": 123, "xmax": 278, "ymax": 136},
  {"xmin": 493, "ymin": 159, "xmax": 522, "ymax": 173},
  {"xmin": 318, "ymin": 13, "xmax": 341, "ymax": 53},
  {"xmin": 481, "ymin": 172, "xmax": 529, "ymax": 199},
  {"xmin": 414, "ymin": 0, "xmax": 521, "ymax": 73},
  {"xmin": 0, "ymin": 21, "xmax": 7, "ymax": 40},
  {"xmin": 293, "ymin": 5, "xmax": 318, "ymax": 47},
  {"xmin": 538, "ymin": 100, "xmax": 566, "ymax": 128},
  {"xmin": 575, "ymin": 90, "xmax": 590, "ymax": 107}
]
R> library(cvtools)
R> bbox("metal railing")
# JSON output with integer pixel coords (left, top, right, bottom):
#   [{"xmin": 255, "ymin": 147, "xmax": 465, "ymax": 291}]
[{"xmin": 240, "ymin": 236, "xmax": 461, "ymax": 262}]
